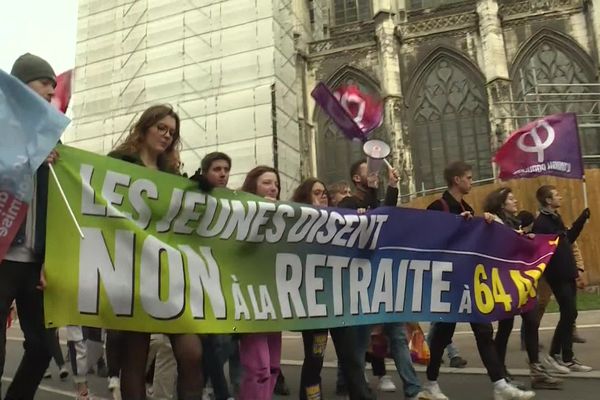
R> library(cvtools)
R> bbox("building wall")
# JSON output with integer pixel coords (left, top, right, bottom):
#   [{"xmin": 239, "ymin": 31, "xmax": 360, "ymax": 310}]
[
  {"xmin": 308, "ymin": 0, "xmax": 600, "ymax": 193},
  {"xmin": 68, "ymin": 0, "xmax": 328, "ymax": 197}
]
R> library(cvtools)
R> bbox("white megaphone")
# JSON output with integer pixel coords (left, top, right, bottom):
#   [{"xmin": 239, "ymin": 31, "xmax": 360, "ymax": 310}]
[{"xmin": 363, "ymin": 139, "xmax": 392, "ymax": 174}]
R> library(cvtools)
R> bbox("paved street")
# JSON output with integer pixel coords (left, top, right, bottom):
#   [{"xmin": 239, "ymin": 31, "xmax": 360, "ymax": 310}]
[{"xmin": 2, "ymin": 311, "xmax": 599, "ymax": 399}]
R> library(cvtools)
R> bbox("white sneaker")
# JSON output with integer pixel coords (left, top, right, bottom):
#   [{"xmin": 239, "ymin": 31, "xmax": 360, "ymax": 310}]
[
  {"xmin": 108, "ymin": 377, "xmax": 121, "ymax": 400},
  {"xmin": 562, "ymin": 358, "xmax": 593, "ymax": 372},
  {"xmin": 421, "ymin": 381, "xmax": 449, "ymax": 400},
  {"xmin": 59, "ymin": 366, "xmax": 69, "ymax": 380},
  {"xmin": 493, "ymin": 384, "xmax": 535, "ymax": 400},
  {"xmin": 542, "ymin": 354, "xmax": 570, "ymax": 374},
  {"xmin": 378, "ymin": 375, "xmax": 397, "ymax": 392},
  {"xmin": 108, "ymin": 376, "xmax": 120, "ymax": 391},
  {"xmin": 409, "ymin": 391, "xmax": 433, "ymax": 400}
]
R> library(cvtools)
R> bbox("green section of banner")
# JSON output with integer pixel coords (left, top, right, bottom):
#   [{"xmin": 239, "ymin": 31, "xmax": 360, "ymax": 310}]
[{"xmin": 45, "ymin": 145, "xmax": 299, "ymax": 333}]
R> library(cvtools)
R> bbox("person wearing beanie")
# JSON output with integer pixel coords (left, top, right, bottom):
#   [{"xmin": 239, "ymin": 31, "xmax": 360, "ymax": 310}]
[
  {"xmin": 0, "ymin": 53, "xmax": 60, "ymax": 400},
  {"xmin": 10, "ymin": 52, "xmax": 57, "ymax": 101}
]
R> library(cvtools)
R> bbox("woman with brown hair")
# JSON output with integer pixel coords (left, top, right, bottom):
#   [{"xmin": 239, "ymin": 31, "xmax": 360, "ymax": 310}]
[
  {"xmin": 484, "ymin": 187, "xmax": 562, "ymax": 391},
  {"xmin": 106, "ymin": 104, "xmax": 204, "ymax": 400},
  {"xmin": 238, "ymin": 166, "xmax": 282, "ymax": 400}
]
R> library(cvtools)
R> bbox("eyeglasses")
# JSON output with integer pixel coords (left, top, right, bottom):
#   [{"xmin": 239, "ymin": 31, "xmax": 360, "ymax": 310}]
[{"xmin": 156, "ymin": 123, "xmax": 176, "ymax": 138}]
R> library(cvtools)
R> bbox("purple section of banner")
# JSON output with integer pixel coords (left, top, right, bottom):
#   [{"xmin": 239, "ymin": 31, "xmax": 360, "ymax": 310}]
[
  {"xmin": 311, "ymin": 82, "xmax": 366, "ymax": 141},
  {"xmin": 494, "ymin": 112, "xmax": 584, "ymax": 180}
]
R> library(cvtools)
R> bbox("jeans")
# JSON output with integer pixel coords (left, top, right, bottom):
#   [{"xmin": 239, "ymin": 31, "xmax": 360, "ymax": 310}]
[
  {"xmin": 300, "ymin": 327, "xmax": 374, "ymax": 400},
  {"xmin": 239, "ymin": 333, "xmax": 281, "ymax": 400},
  {"xmin": 202, "ymin": 335, "xmax": 231, "ymax": 400},
  {"xmin": 548, "ymin": 279, "xmax": 577, "ymax": 362},
  {"xmin": 384, "ymin": 323, "xmax": 422, "ymax": 398},
  {"xmin": 427, "ymin": 322, "xmax": 503, "ymax": 382},
  {"xmin": 0, "ymin": 260, "xmax": 51, "ymax": 400},
  {"xmin": 426, "ymin": 322, "xmax": 459, "ymax": 360}
]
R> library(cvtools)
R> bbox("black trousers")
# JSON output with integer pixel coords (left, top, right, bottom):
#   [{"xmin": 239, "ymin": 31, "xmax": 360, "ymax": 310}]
[
  {"xmin": 300, "ymin": 327, "xmax": 374, "ymax": 400},
  {"xmin": 495, "ymin": 309, "xmax": 540, "ymax": 367},
  {"xmin": 426, "ymin": 322, "xmax": 504, "ymax": 382},
  {"xmin": 548, "ymin": 279, "xmax": 577, "ymax": 362},
  {"xmin": 0, "ymin": 260, "xmax": 51, "ymax": 400}
]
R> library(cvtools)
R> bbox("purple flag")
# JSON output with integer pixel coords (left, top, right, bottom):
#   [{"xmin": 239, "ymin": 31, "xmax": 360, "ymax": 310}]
[
  {"xmin": 494, "ymin": 113, "xmax": 584, "ymax": 180},
  {"xmin": 311, "ymin": 82, "xmax": 379, "ymax": 141}
]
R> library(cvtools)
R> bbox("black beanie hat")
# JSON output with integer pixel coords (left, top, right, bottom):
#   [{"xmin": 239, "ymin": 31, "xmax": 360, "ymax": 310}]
[{"xmin": 10, "ymin": 53, "xmax": 56, "ymax": 87}]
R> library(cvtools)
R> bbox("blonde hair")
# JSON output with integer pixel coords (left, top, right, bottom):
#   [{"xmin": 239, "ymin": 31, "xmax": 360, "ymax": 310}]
[{"xmin": 113, "ymin": 104, "xmax": 182, "ymax": 173}]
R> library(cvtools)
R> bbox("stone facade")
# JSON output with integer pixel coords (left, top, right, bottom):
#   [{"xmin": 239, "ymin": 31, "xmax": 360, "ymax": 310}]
[
  {"xmin": 308, "ymin": 0, "xmax": 600, "ymax": 199},
  {"xmin": 68, "ymin": 0, "xmax": 600, "ymax": 199}
]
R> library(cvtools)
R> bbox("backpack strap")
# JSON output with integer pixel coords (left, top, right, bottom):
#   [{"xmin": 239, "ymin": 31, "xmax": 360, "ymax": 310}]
[{"xmin": 439, "ymin": 198, "xmax": 449, "ymax": 213}]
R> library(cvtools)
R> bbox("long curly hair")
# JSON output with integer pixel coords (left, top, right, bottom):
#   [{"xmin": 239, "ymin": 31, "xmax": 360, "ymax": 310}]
[
  {"xmin": 112, "ymin": 104, "xmax": 182, "ymax": 173},
  {"xmin": 241, "ymin": 166, "xmax": 281, "ymax": 200}
]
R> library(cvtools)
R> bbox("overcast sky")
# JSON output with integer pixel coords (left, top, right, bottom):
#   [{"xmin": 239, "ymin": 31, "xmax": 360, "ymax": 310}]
[{"xmin": 0, "ymin": 0, "xmax": 78, "ymax": 74}]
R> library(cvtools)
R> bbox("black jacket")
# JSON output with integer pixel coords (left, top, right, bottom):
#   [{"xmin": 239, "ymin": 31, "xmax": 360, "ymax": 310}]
[
  {"xmin": 338, "ymin": 186, "xmax": 398, "ymax": 210},
  {"xmin": 427, "ymin": 190, "xmax": 474, "ymax": 216},
  {"xmin": 532, "ymin": 209, "xmax": 587, "ymax": 282}
]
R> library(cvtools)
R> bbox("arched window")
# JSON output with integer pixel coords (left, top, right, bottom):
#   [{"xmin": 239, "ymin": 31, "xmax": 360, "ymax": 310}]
[
  {"xmin": 511, "ymin": 29, "xmax": 600, "ymax": 160},
  {"xmin": 333, "ymin": 0, "xmax": 372, "ymax": 25},
  {"xmin": 408, "ymin": 49, "xmax": 493, "ymax": 190},
  {"xmin": 314, "ymin": 67, "xmax": 385, "ymax": 185}
]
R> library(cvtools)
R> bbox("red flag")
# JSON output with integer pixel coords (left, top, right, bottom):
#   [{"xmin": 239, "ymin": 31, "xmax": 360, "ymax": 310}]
[
  {"xmin": 493, "ymin": 113, "xmax": 584, "ymax": 180},
  {"xmin": 51, "ymin": 69, "xmax": 73, "ymax": 113}
]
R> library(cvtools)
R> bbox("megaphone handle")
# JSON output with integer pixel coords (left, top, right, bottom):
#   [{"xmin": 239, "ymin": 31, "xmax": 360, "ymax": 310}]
[{"xmin": 383, "ymin": 159, "xmax": 393, "ymax": 170}]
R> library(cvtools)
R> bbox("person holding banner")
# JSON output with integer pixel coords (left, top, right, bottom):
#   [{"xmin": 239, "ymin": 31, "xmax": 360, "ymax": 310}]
[
  {"xmin": 191, "ymin": 151, "xmax": 236, "ymax": 400},
  {"xmin": 483, "ymin": 187, "xmax": 562, "ymax": 390},
  {"xmin": 338, "ymin": 158, "xmax": 400, "ymax": 396},
  {"xmin": 238, "ymin": 166, "xmax": 283, "ymax": 400},
  {"xmin": 292, "ymin": 177, "xmax": 379, "ymax": 400},
  {"xmin": 423, "ymin": 161, "xmax": 535, "ymax": 400},
  {"xmin": 106, "ymin": 104, "xmax": 205, "ymax": 400},
  {"xmin": 532, "ymin": 186, "xmax": 592, "ymax": 373},
  {"xmin": 0, "ymin": 53, "xmax": 60, "ymax": 400}
]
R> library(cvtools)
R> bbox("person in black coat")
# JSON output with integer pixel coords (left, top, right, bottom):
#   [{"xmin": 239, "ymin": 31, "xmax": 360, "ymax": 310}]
[{"xmin": 532, "ymin": 185, "xmax": 591, "ymax": 373}]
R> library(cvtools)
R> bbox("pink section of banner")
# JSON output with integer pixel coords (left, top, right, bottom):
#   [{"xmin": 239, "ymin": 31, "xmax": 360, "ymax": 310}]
[{"xmin": 0, "ymin": 191, "xmax": 28, "ymax": 261}]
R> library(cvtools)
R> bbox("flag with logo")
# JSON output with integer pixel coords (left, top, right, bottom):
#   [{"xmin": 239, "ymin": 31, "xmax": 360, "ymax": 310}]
[
  {"xmin": 0, "ymin": 69, "xmax": 70, "ymax": 262},
  {"xmin": 311, "ymin": 82, "xmax": 383, "ymax": 141},
  {"xmin": 493, "ymin": 113, "xmax": 584, "ymax": 180}
]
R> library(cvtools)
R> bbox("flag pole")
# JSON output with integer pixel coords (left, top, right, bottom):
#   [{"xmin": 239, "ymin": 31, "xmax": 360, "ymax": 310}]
[
  {"xmin": 583, "ymin": 175, "xmax": 589, "ymax": 209},
  {"xmin": 48, "ymin": 163, "xmax": 85, "ymax": 238}
]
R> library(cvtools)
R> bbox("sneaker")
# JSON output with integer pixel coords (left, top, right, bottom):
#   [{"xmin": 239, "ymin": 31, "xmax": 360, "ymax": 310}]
[
  {"xmin": 59, "ymin": 366, "xmax": 69, "ymax": 380},
  {"xmin": 378, "ymin": 375, "xmax": 397, "ymax": 392},
  {"xmin": 108, "ymin": 376, "xmax": 120, "ymax": 391},
  {"xmin": 43, "ymin": 369, "xmax": 52, "ymax": 379},
  {"xmin": 108, "ymin": 376, "xmax": 121, "ymax": 400},
  {"xmin": 409, "ymin": 391, "xmax": 431, "ymax": 400},
  {"xmin": 505, "ymin": 374, "xmax": 527, "ymax": 391},
  {"xmin": 562, "ymin": 358, "xmax": 593, "ymax": 372},
  {"xmin": 449, "ymin": 356, "xmax": 467, "ymax": 368},
  {"xmin": 530, "ymin": 363, "xmax": 562, "ymax": 390},
  {"xmin": 422, "ymin": 381, "xmax": 449, "ymax": 400},
  {"xmin": 542, "ymin": 354, "xmax": 570, "ymax": 374},
  {"xmin": 493, "ymin": 384, "xmax": 535, "ymax": 400}
]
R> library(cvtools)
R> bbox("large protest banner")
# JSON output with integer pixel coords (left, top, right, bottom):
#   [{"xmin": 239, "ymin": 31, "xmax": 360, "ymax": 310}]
[{"xmin": 45, "ymin": 146, "xmax": 557, "ymax": 333}]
